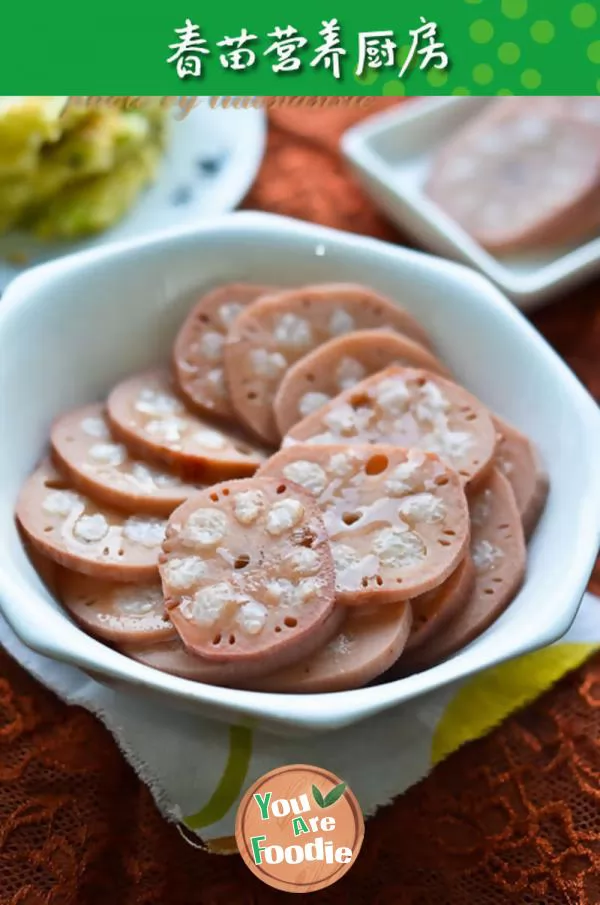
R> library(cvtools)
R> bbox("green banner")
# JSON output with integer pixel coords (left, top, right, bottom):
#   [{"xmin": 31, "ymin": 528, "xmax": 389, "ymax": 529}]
[{"xmin": 1, "ymin": 0, "xmax": 598, "ymax": 94}]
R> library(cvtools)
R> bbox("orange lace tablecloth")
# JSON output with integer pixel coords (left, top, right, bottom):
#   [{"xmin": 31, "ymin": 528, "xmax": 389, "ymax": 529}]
[{"xmin": 1, "ymin": 101, "xmax": 600, "ymax": 905}]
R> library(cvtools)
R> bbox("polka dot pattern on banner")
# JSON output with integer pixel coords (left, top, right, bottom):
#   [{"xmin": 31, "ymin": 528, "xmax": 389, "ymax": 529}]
[
  {"xmin": 470, "ymin": 19, "xmax": 494, "ymax": 43},
  {"xmin": 521, "ymin": 68, "xmax": 542, "ymax": 88},
  {"xmin": 353, "ymin": 69, "xmax": 378, "ymax": 87},
  {"xmin": 501, "ymin": 0, "xmax": 528, "ymax": 20},
  {"xmin": 455, "ymin": 0, "xmax": 598, "ymax": 96},
  {"xmin": 361, "ymin": 0, "xmax": 600, "ymax": 98},
  {"xmin": 382, "ymin": 81, "xmax": 406, "ymax": 96},
  {"xmin": 498, "ymin": 42, "xmax": 521, "ymax": 64},
  {"xmin": 530, "ymin": 20, "xmax": 555, "ymax": 43},
  {"xmin": 427, "ymin": 69, "xmax": 448, "ymax": 87},
  {"xmin": 571, "ymin": 3, "xmax": 597, "ymax": 28},
  {"xmin": 396, "ymin": 45, "xmax": 417, "ymax": 74},
  {"xmin": 473, "ymin": 63, "xmax": 494, "ymax": 85}
]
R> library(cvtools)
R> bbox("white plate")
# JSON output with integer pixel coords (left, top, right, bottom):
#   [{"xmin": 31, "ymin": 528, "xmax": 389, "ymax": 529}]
[
  {"xmin": 342, "ymin": 97, "xmax": 600, "ymax": 312},
  {"xmin": 0, "ymin": 102, "xmax": 266, "ymax": 292},
  {"xmin": 1, "ymin": 212, "xmax": 599, "ymax": 735}
]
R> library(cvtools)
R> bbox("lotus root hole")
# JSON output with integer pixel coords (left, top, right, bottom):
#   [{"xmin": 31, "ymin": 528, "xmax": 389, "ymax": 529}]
[
  {"xmin": 438, "ymin": 540, "xmax": 451, "ymax": 547},
  {"xmin": 365, "ymin": 454, "xmax": 389, "ymax": 476},
  {"xmin": 234, "ymin": 554, "xmax": 250, "ymax": 570},
  {"xmin": 275, "ymin": 625, "xmax": 282, "ymax": 633},
  {"xmin": 44, "ymin": 478, "xmax": 71, "ymax": 491},
  {"xmin": 210, "ymin": 491, "xmax": 219, "ymax": 502},
  {"xmin": 247, "ymin": 392, "xmax": 257, "ymax": 401},
  {"xmin": 350, "ymin": 393, "xmax": 369, "ymax": 410},
  {"xmin": 228, "ymin": 634, "xmax": 236, "ymax": 645},
  {"xmin": 222, "ymin": 488, "xmax": 230, "ymax": 496},
  {"xmin": 284, "ymin": 616, "xmax": 298, "ymax": 628},
  {"xmin": 443, "ymin": 530, "xmax": 456, "ymax": 537},
  {"xmin": 375, "ymin": 575, "xmax": 383, "ymax": 586},
  {"xmin": 276, "ymin": 484, "xmax": 286, "ymax": 494},
  {"xmin": 434, "ymin": 475, "xmax": 449, "ymax": 486},
  {"xmin": 415, "ymin": 377, "xmax": 426, "ymax": 387},
  {"xmin": 342, "ymin": 511, "xmax": 361, "ymax": 526},
  {"xmin": 212, "ymin": 633, "xmax": 222, "ymax": 646},
  {"xmin": 293, "ymin": 527, "xmax": 316, "ymax": 548}
]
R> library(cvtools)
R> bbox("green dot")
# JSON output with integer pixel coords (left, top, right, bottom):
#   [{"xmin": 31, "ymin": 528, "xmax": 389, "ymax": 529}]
[
  {"xmin": 427, "ymin": 69, "xmax": 448, "ymax": 87},
  {"xmin": 452, "ymin": 87, "xmax": 471, "ymax": 95},
  {"xmin": 465, "ymin": 0, "xmax": 482, "ymax": 4},
  {"xmin": 396, "ymin": 44, "xmax": 417, "ymax": 73},
  {"xmin": 354, "ymin": 68, "xmax": 378, "ymax": 86},
  {"xmin": 382, "ymin": 81, "xmax": 405, "ymax": 96},
  {"xmin": 588, "ymin": 40, "xmax": 600, "ymax": 63},
  {"xmin": 530, "ymin": 20, "xmax": 555, "ymax": 43},
  {"xmin": 396, "ymin": 45, "xmax": 410, "ymax": 65},
  {"xmin": 521, "ymin": 68, "xmax": 542, "ymax": 89},
  {"xmin": 571, "ymin": 2, "xmax": 597, "ymax": 27},
  {"xmin": 498, "ymin": 42, "xmax": 521, "ymax": 64},
  {"xmin": 473, "ymin": 63, "xmax": 494, "ymax": 85},
  {"xmin": 497, "ymin": 89, "xmax": 513, "ymax": 95},
  {"xmin": 469, "ymin": 19, "xmax": 494, "ymax": 43},
  {"xmin": 501, "ymin": 0, "xmax": 527, "ymax": 19}
]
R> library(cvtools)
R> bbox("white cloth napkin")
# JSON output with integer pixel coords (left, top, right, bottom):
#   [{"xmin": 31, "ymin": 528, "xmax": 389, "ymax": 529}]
[{"xmin": 1, "ymin": 594, "xmax": 597, "ymax": 849}]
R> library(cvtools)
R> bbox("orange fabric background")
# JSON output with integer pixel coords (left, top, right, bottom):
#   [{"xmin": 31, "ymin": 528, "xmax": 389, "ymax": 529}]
[{"xmin": 1, "ymin": 101, "xmax": 599, "ymax": 904}]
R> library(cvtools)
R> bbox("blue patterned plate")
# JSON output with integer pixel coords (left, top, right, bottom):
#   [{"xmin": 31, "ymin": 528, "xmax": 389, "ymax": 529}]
[{"xmin": 0, "ymin": 101, "xmax": 267, "ymax": 291}]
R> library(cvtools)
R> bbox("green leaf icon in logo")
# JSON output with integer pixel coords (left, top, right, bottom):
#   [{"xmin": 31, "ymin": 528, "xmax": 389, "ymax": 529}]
[
  {"xmin": 323, "ymin": 782, "xmax": 347, "ymax": 808},
  {"xmin": 312, "ymin": 784, "xmax": 326, "ymax": 808},
  {"xmin": 312, "ymin": 781, "xmax": 347, "ymax": 808}
]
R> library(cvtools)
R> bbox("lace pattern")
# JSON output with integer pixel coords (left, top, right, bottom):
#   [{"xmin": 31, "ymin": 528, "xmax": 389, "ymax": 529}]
[{"xmin": 0, "ymin": 99, "xmax": 598, "ymax": 903}]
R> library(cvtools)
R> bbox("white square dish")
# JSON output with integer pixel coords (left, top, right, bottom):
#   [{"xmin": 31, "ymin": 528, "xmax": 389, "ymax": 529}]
[
  {"xmin": 0, "ymin": 211, "xmax": 599, "ymax": 735},
  {"xmin": 341, "ymin": 97, "xmax": 600, "ymax": 312}
]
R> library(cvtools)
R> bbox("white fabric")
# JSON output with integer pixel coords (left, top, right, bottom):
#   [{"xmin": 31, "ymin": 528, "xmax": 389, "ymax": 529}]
[{"xmin": 0, "ymin": 594, "xmax": 597, "ymax": 842}]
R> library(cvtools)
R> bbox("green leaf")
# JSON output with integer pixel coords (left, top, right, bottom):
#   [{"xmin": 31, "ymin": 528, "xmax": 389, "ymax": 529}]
[
  {"xmin": 323, "ymin": 782, "xmax": 347, "ymax": 808},
  {"xmin": 312, "ymin": 784, "xmax": 326, "ymax": 808}
]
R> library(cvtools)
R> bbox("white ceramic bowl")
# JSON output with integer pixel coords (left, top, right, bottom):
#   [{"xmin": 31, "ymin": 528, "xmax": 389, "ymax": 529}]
[
  {"xmin": 342, "ymin": 97, "xmax": 600, "ymax": 312},
  {"xmin": 1, "ymin": 211, "xmax": 599, "ymax": 735}
]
